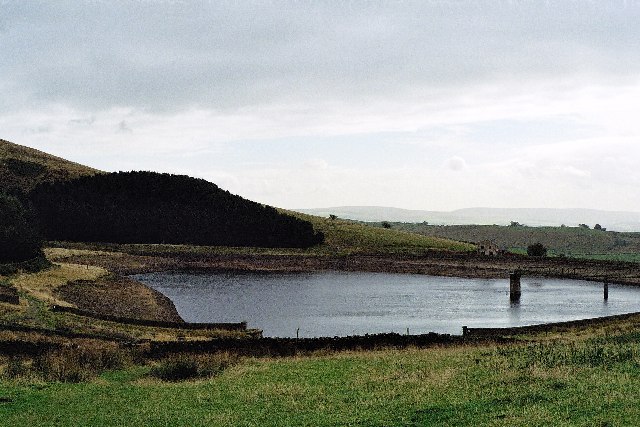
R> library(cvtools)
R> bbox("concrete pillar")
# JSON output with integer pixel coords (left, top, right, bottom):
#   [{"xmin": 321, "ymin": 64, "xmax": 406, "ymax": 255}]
[{"xmin": 510, "ymin": 272, "xmax": 521, "ymax": 303}]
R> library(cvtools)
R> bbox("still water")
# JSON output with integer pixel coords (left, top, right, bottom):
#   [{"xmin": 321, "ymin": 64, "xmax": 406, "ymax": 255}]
[{"xmin": 133, "ymin": 271, "xmax": 640, "ymax": 337}]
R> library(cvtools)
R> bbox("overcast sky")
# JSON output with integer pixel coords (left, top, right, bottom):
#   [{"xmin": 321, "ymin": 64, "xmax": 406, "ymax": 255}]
[{"xmin": 2, "ymin": 1, "xmax": 640, "ymax": 211}]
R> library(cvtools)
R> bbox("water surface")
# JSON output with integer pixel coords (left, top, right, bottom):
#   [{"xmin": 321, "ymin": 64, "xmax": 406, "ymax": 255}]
[{"xmin": 133, "ymin": 271, "xmax": 640, "ymax": 337}]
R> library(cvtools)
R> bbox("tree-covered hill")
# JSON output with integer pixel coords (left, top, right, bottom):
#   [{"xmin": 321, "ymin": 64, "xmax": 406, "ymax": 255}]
[{"xmin": 29, "ymin": 171, "xmax": 324, "ymax": 248}]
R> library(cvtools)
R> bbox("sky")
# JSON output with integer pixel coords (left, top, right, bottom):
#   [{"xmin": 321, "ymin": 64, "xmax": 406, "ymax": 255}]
[{"xmin": 2, "ymin": 0, "xmax": 640, "ymax": 212}]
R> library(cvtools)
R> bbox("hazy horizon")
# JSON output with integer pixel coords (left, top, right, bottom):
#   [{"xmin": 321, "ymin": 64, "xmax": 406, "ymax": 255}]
[{"xmin": 3, "ymin": 2, "xmax": 640, "ymax": 212}]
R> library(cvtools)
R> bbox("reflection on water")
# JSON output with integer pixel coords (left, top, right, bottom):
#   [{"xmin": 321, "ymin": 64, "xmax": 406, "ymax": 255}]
[{"xmin": 132, "ymin": 271, "xmax": 640, "ymax": 338}]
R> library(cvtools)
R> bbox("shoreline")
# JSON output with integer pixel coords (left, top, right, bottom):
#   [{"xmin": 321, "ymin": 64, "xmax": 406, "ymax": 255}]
[
  {"xmin": 42, "ymin": 246, "xmax": 640, "ymax": 339},
  {"xmin": 56, "ymin": 248, "xmax": 640, "ymax": 284}
]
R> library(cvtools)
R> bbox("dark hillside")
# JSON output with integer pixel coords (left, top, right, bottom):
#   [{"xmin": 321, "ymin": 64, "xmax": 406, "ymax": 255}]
[
  {"xmin": 30, "ymin": 171, "xmax": 324, "ymax": 248},
  {"xmin": 0, "ymin": 139, "xmax": 99, "ymax": 195}
]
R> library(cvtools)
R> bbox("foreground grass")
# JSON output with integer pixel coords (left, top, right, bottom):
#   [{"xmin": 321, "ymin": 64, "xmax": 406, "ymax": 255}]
[{"xmin": 1, "ymin": 328, "xmax": 639, "ymax": 426}]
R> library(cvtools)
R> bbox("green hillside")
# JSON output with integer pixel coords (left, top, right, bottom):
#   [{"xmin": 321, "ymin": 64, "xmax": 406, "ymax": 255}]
[
  {"xmin": 0, "ymin": 139, "xmax": 99, "ymax": 194},
  {"xmin": 390, "ymin": 223, "xmax": 640, "ymax": 260}
]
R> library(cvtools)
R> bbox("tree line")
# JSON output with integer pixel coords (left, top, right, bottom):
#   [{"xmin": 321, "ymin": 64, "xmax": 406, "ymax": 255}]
[
  {"xmin": 0, "ymin": 192, "xmax": 43, "ymax": 264},
  {"xmin": 1, "ymin": 171, "xmax": 325, "ymax": 265},
  {"xmin": 28, "ymin": 171, "xmax": 324, "ymax": 248}
]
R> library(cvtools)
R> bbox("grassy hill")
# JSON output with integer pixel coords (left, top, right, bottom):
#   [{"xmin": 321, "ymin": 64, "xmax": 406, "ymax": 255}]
[
  {"xmin": 286, "ymin": 211, "xmax": 475, "ymax": 254},
  {"xmin": 389, "ymin": 223, "xmax": 640, "ymax": 261},
  {"xmin": 0, "ymin": 138, "xmax": 99, "ymax": 194}
]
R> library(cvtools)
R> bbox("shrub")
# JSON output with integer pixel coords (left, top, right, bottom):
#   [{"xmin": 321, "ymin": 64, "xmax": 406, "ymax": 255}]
[
  {"xmin": 32, "ymin": 341, "xmax": 128, "ymax": 382},
  {"xmin": 527, "ymin": 242, "xmax": 548, "ymax": 257},
  {"xmin": 3, "ymin": 357, "xmax": 28, "ymax": 379},
  {"xmin": 150, "ymin": 352, "xmax": 239, "ymax": 381}
]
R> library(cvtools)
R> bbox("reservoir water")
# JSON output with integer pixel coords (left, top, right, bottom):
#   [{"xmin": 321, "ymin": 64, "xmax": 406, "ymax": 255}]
[{"xmin": 132, "ymin": 271, "xmax": 640, "ymax": 337}]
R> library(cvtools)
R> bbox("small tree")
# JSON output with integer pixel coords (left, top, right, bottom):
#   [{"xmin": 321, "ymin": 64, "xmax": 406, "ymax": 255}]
[
  {"xmin": 509, "ymin": 221, "xmax": 522, "ymax": 227},
  {"xmin": 381, "ymin": 221, "xmax": 391, "ymax": 229},
  {"xmin": 579, "ymin": 223, "xmax": 590, "ymax": 229},
  {"xmin": 527, "ymin": 242, "xmax": 547, "ymax": 257},
  {"xmin": 329, "ymin": 214, "xmax": 338, "ymax": 221}
]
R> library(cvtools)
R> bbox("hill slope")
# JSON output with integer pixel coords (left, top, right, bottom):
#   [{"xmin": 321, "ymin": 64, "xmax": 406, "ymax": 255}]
[
  {"xmin": 0, "ymin": 138, "xmax": 98, "ymax": 194},
  {"xmin": 285, "ymin": 211, "xmax": 475, "ymax": 254},
  {"xmin": 1, "ymin": 139, "xmax": 473, "ymax": 252}
]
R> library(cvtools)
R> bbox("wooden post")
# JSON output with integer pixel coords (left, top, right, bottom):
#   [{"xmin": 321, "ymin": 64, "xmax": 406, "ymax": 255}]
[
  {"xmin": 462, "ymin": 326, "xmax": 468, "ymax": 338},
  {"xmin": 604, "ymin": 281, "xmax": 609, "ymax": 300},
  {"xmin": 510, "ymin": 272, "xmax": 521, "ymax": 303}
]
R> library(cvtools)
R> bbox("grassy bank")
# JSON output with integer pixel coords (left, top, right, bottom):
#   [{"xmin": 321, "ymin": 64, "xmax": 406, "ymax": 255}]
[{"xmin": 1, "ymin": 323, "xmax": 639, "ymax": 426}]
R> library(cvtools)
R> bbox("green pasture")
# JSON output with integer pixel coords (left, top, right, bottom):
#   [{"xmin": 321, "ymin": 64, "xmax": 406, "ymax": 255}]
[{"xmin": 1, "ymin": 326, "xmax": 639, "ymax": 426}]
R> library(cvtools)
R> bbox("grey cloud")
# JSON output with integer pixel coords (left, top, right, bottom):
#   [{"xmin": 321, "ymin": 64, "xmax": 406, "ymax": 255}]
[
  {"xmin": 2, "ymin": 1, "xmax": 640, "ymax": 112},
  {"xmin": 117, "ymin": 120, "xmax": 132, "ymax": 134},
  {"xmin": 68, "ymin": 115, "xmax": 95, "ymax": 126}
]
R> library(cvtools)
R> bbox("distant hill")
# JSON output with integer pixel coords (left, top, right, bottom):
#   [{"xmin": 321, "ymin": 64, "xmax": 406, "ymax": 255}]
[
  {"xmin": 0, "ymin": 138, "xmax": 99, "ymax": 194},
  {"xmin": 297, "ymin": 206, "xmax": 640, "ymax": 232}
]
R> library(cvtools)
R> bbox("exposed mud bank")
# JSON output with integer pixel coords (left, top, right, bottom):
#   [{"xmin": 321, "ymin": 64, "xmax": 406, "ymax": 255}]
[
  {"xmin": 55, "ymin": 275, "xmax": 183, "ymax": 323},
  {"xmin": 61, "ymin": 251, "xmax": 640, "ymax": 285}
]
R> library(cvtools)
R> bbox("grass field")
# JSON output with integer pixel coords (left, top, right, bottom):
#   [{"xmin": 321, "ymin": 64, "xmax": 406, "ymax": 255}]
[{"xmin": 1, "ymin": 324, "xmax": 639, "ymax": 426}]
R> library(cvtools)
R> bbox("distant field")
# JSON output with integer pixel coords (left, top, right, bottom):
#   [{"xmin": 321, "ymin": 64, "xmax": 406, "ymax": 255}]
[{"xmin": 386, "ymin": 223, "xmax": 640, "ymax": 262}]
